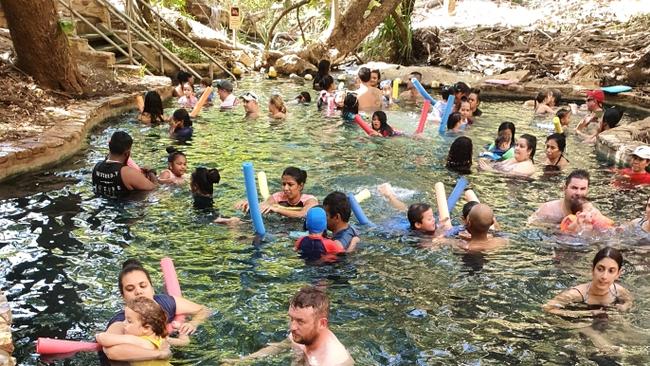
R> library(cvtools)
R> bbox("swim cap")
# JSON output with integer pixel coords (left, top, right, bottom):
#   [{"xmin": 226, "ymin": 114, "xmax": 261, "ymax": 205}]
[{"xmin": 306, "ymin": 207, "xmax": 327, "ymax": 234}]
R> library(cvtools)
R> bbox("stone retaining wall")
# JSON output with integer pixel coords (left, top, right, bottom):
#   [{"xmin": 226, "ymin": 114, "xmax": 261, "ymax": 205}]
[
  {"xmin": 0, "ymin": 76, "xmax": 174, "ymax": 183},
  {"xmin": 597, "ymin": 117, "xmax": 650, "ymax": 166}
]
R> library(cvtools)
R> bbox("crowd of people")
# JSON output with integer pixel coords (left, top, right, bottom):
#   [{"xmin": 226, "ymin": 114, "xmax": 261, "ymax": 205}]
[{"xmin": 87, "ymin": 65, "xmax": 650, "ymax": 364}]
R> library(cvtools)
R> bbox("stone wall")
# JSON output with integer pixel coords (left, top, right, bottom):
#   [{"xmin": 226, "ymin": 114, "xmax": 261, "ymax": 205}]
[
  {"xmin": 0, "ymin": 291, "xmax": 14, "ymax": 366},
  {"xmin": 596, "ymin": 117, "xmax": 650, "ymax": 166},
  {"xmin": 0, "ymin": 77, "xmax": 174, "ymax": 182}
]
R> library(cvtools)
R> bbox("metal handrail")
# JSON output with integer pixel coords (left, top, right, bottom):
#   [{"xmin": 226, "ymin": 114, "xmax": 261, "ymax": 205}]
[
  {"xmin": 59, "ymin": 0, "xmax": 154, "ymax": 75},
  {"xmin": 95, "ymin": 0, "xmax": 203, "ymax": 80},
  {"xmin": 134, "ymin": 0, "xmax": 235, "ymax": 80}
]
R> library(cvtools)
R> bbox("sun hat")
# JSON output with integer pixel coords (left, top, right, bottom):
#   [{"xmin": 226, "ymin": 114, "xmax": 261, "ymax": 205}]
[
  {"xmin": 586, "ymin": 89, "xmax": 605, "ymax": 103},
  {"xmin": 632, "ymin": 146, "xmax": 650, "ymax": 160}
]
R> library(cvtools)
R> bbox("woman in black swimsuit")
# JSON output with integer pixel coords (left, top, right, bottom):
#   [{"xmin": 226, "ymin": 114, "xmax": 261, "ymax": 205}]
[{"xmin": 543, "ymin": 133, "xmax": 569, "ymax": 172}]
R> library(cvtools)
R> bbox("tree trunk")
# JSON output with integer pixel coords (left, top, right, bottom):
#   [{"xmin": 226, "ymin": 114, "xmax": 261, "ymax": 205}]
[
  {"xmin": 298, "ymin": 0, "xmax": 403, "ymax": 64},
  {"xmin": 1, "ymin": 0, "xmax": 84, "ymax": 94}
]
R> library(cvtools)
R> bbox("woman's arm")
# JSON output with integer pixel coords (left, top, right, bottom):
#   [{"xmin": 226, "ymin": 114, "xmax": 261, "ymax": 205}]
[
  {"xmin": 100, "ymin": 322, "xmax": 169, "ymax": 361},
  {"xmin": 96, "ymin": 332, "xmax": 154, "ymax": 349},
  {"xmin": 615, "ymin": 286, "xmax": 634, "ymax": 312},
  {"xmin": 173, "ymin": 296, "xmax": 211, "ymax": 335},
  {"xmin": 268, "ymin": 198, "xmax": 318, "ymax": 218},
  {"xmin": 542, "ymin": 287, "xmax": 601, "ymax": 318}
]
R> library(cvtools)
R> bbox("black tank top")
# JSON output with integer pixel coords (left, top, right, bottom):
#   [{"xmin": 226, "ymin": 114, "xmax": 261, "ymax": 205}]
[{"xmin": 92, "ymin": 160, "xmax": 128, "ymax": 198}]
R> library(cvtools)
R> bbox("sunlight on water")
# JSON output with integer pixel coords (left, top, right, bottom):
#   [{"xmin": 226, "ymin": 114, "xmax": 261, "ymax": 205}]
[{"xmin": 1, "ymin": 75, "xmax": 649, "ymax": 365}]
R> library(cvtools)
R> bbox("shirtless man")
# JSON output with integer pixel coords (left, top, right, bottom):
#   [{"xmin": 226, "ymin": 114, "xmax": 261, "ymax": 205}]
[
  {"xmin": 398, "ymin": 71, "xmax": 424, "ymax": 104},
  {"xmin": 453, "ymin": 204, "xmax": 507, "ymax": 252},
  {"xmin": 573, "ymin": 89, "xmax": 604, "ymax": 130},
  {"xmin": 356, "ymin": 67, "xmax": 382, "ymax": 111},
  {"xmin": 530, "ymin": 169, "xmax": 604, "ymax": 224},
  {"xmin": 222, "ymin": 286, "xmax": 353, "ymax": 365}
]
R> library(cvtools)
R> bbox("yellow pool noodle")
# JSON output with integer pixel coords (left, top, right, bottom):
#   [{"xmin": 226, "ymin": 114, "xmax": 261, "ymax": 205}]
[
  {"xmin": 257, "ymin": 171, "xmax": 270, "ymax": 201},
  {"xmin": 392, "ymin": 78, "xmax": 401, "ymax": 99}
]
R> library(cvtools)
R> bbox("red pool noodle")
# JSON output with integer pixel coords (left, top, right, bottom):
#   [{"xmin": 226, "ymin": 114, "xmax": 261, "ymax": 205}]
[
  {"xmin": 160, "ymin": 257, "xmax": 186, "ymax": 323},
  {"xmin": 415, "ymin": 100, "xmax": 431, "ymax": 134},
  {"xmin": 36, "ymin": 338, "xmax": 101, "ymax": 354},
  {"xmin": 354, "ymin": 114, "xmax": 374, "ymax": 136}
]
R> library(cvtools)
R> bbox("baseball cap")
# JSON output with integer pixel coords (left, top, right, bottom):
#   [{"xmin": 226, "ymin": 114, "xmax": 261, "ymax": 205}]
[
  {"xmin": 586, "ymin": 89, "xmax": 604, "ymax": 103},
  {"xmin": 305, "ymin": 207, "xmax": 327, "ymax": 234},
  {"xmin": 216, "ymin": 79, "xmax": 233, "ymax": 92},
  {"xmin": 632, "ymin": 146, "xmax": 650, "ymax": 160},
  {"xmin": 240, "ymin": 91, "xmax": 258, "ymax": 102}
]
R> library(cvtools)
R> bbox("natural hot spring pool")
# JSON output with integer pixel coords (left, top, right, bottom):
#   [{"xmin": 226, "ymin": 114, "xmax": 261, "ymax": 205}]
[{"xmin": 2, "ymin": 76, "xmax": 650, "ymax": 365}]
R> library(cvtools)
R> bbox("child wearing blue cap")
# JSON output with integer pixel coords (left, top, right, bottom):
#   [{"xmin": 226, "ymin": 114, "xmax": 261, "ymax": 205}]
[{"xmin": 294, "ymin": 206, "xmax": 345, "ymax": 261}]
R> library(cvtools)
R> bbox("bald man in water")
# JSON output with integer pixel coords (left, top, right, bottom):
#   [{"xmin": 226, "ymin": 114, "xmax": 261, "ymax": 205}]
[{"xmin": 453, "ymin": 204, "xmax": 507, "ymax": 252}]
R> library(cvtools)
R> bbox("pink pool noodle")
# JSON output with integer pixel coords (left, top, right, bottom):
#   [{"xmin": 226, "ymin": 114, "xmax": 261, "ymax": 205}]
[
  {"xmin": 36, "ymin": 338, "xmax": 101, "ymax": 355},
  {"xmin": 415, "ymin": 100, "xmax": 431, "ymax": 134},
  {"xmin": 354, "ymin": 114, "xmax": 374, "ymax": 136},
  {"xmin": 160, "ymin": 257, "xmax": 186, "ymax": 323}
]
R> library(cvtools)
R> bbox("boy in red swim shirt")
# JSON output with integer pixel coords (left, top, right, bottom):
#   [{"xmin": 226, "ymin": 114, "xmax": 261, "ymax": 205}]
[
  {"xmin": 295, "ymin": 207, "xmax": 345, "ymax": 261},
  {"xmin": 617, "ymin": 146, "xmax": 650, "ymax": 185}
]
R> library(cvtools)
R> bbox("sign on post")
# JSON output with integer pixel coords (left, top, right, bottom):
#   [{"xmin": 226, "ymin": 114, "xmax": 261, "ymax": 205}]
[{"xmin": 229, "ymin": 6, "xmax": 241, "ymax": 47}]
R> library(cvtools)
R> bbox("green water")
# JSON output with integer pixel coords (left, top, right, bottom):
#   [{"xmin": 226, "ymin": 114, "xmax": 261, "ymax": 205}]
[{"xmin": 2, "ymin": 76, "xmax": 650, "ymax": 365}]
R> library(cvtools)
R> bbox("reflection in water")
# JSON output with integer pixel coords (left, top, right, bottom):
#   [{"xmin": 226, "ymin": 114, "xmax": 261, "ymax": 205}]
[{"xmin": 0, "ymin": 76, "xmax": 649, "ymax": 365}]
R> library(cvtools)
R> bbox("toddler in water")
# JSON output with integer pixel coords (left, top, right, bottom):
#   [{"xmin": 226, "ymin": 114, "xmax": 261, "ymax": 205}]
[
  {"xmin": 480, "ymin": 131, "xmax": 511, "ymax": 160},
  {"xmin": 380, "ymin": 79, "xmax": 392, "ymax": 106},
  {"xmin": 560, "ymin": 198, "xmax": 614, "ymax": 234},
  {"xmin": 96, "ymin": 297, "xmax": 179, "ymax": 365},
  {"xmin": 556, "ymin": 108, "xmax": 572, "ymax": 129},
  {"xmin": 177, "ymin": 83, "xmax": 197, "ymax": 109},
  {"xmin": 458, "ymin": 100, "xmax": 473, "ymax": 126},
  {"xmin": 158, "ymin": 147, "xmax": 187, "ymax": 185},
  {"xmin": 191, "ymin": 167, "xmax": 240, "ymax": 224},
  {"xmin": 295, "ymin": 206, "xmax": 345, "ymax": 262}
]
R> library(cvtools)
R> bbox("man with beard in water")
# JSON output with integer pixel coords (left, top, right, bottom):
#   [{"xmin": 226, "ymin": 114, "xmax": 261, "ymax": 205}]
[
  {"xmin": 221, "ymin": 286, "xmax": 353, "ymax": 365},
  {"xmin": 529, "ymin": 169, "xmax": 605, "ymax": 225}
]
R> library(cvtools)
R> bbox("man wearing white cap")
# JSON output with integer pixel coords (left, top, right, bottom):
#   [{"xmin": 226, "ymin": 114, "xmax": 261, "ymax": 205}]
[
  {"xmin": 240, "ymin": 92, "xmax": 260, "ymax": 119},
  {"xmin": 617, "ymin": 146, "xmax": 650, "ymax": 185}
]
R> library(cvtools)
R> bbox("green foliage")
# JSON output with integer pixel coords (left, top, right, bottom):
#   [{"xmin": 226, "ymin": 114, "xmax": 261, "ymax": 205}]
[
  {"xmin": 162, "ymin": 38, "xmax": 208, "ymax": 63},
  {"xmin": 362, "ymin": 1, "xmax": 414, "ymax": 64},
  {"xmin": 58, "ymin": 19, "xmax": 75, "ymax": 36}
]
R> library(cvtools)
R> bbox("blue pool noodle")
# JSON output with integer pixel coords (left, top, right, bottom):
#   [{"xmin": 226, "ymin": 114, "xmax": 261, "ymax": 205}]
[
  {"xmin": 348, "ymin": 193, "xmax": 371, "ymax": 225},
  {"xmin": 242, "ymin": 162, "xmax": 266, "ymax": 236},
  {"xmin": 410, "ymin": 78, "xmax": 437, "ymax": 105},
  {"xmin": 439, "ymin": 95, "xmax": 455, "ymax": 134},
  {"xmin": 446, "ymin": 177, "xmax": 468, "ymax": 214}
]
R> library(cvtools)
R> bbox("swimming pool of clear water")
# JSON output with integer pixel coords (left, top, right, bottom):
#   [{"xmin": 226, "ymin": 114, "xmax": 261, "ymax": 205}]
[{"xmin": 1, "ymin": 76, "xmax": 650, "ymax": 365}]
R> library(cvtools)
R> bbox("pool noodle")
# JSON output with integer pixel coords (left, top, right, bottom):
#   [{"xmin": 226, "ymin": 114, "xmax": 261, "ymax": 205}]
[
  {"xmin": 439, "ymin": 95, "xmax": 455, "ymax": 134},
  {"xmin": 553, "ymin": 116, "xmax": 563, "ymax": 134},
  {"xmin": 354, "ymin": 114, "xmax": 375, "ymax": 136},
  {"xmin": 242, "ymin": 162, "xmax": 266, "ymax": 236},
  {"xmin": 464, "ymin": 189, "xmax": 480, "ymax": 203},
  {"xmin": 160, "ymin": 257, "xmax": 186, "ymax": 323},
  {"xmin": 392, "ymin": 78, "xmax": 401, "ymax": 99},
  {"xmin": 135, "ymin": 95, "xmax": 144, "ymax": 112},
  {"xmin": 415, "ymin": 100, "xmax": 431, "ymax": 134},
  {"xmin": 257, "ymin": 171, "xmax": 270, "ymax": 200},
  {"xmin": 36, "ymin": 338, "xmax": 101, "ymax": 354},
  {"xmin": 410, "ymin": 78, "xmax": 436, "ymax": 105},
  {"xmin": 348, "ymin": 192, "xmax": 371, "ymax": 225},
  {"xmin": 354, "ymin": 189, "xmax": 371, "ymax": 203},
  {"xmin": 190, "ymin": 86, "xmax": 213, "ymax": 117},
  {"xmin": 446, "ymin": 177, "xmax": 468, "ymax": 213},
  {"xmin": 434, "ymin": 182, "xmax": 450, "ymax": 223}
]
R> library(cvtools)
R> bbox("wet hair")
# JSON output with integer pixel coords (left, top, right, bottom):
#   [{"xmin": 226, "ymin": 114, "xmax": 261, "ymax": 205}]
[
  {"xmin": 191, "ymin": 167, "xmax": 220, "ymax": 196},
  {"xmin": 200, "ymin": 77, "xmax": 212, "ymax": 87},
  {"xmin": 469, "ymin": 88, "xmax": 481, "ymax": 103},
  {"xmin": 175, "ymin": 70, "xmax": 191, "ymax": 86},
  {"xmin": 569, "ymin": 197, "xmax": 585, "ymax": 215},
  {"xmin": 319, "ymin": 75, "xmax": 334, "ymax": 91},
  {"xmin": 342, "ymin": 93, "xmax": 359, "ymax": 116},
  {"xmin": 323, "ymin": 191, "xmax": 351, "ymax": 223},
  {"xmin": 462, "ymin": 200, "xmax": 479, "ymax": 220},
  {"xmin": 550, "ymin": 89, "xmax": 562, "ymax": 106},
  {"xmin": 118, "ymin": 259, "xmax": 152, "ymax": 296},
  {"xmin": 290, "ymin": 285, "xmax": 329, "ymax": 318},
  {"xmin": 556, "ymin": 108, "xmax": 571, "ymax": 120},
  {"xmin": 358, "ymin": 67, "xmax": 371, "ymax": 83},
  {"xmin": 446, "ymin": 136, "xmax": 473, "ymax": 174},
  {"xmin": 165, "ymin": 146, "xmax": 186, "ymax": 163},
  {"xmin": 602, "ymin": 108, "xmax": 623, "ymax": 130},
  {"xmin": 534, "ymin": 89, "xmax": 549, "ymax": 108},
  {"xmin": 546, "ymin": 133, "xmax": 566, "ymax": 154},
  {"xmin": 440, "ymin": 84, "xmax": 454, "ymax": 100},
  {"xmin": 565, "ymin": 169, "xmax": 590, "ymax": 186},
  {"xmin": 453, "ymin": 82, "xmax": 470, "ymax": 96},
  {"xmin": 447, "ymin": 112, "xmax": 462, "ymax": 130},
  {"xmin": 125, "ymin": 297, "xmax": 169, "ymax": 338},
  {"xmin": 495, "ymin": 132, "xmax": 509, "ymax": 149},
  {"xmin": 143, "ymin": 91, "xmax": 164, "ymax": 124},
  {"xmin": 371, "ymin": 69, "xmax": 381, "ymax": 81},
  {"xmin": 371, "ymin": 111, "xmax": 394, "ymax": 136},
  {"xmin": 316, "ymin": 60, "xmax": 330, "ymax": 78},
  {"xmin": 410, "ymin": 71, "xmax": 423, "ymax": 81},
  {"xmin": 298, "ymin": 91, "xmax": 311, "ymax": 103},
  {"xmin": 282, "ymin": 166, "xmax": 307, "ymax": 185},
  {"xmin": 497, "ymin": 122, "xmax": 516, "ymax": 148},
  {"xmin": 269, "ymin": 94, "xmax": 287, "ymax": 114},
  {"xmin": 172, "ymin": 109, "xmax": 192, "ymax": 128},
  {"xmin": 109, "ymin": 131, "xmax": 133, "ymax": 155},
  {"xmin": 407, "ymin": 203, "xmax": 432, "ymax": 230},
  {"xmin": 592, "ymin": 247, "xmax": 623, "ymax": 270},
  {"xmin": 519, "ymin": 134, "xmax": 537, "ymax": 162}
]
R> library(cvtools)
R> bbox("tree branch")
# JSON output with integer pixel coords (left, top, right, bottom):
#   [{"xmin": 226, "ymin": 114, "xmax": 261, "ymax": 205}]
[{"xmin": 264, "ymin": 0, "xmax": 310, "ymax": 52}]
